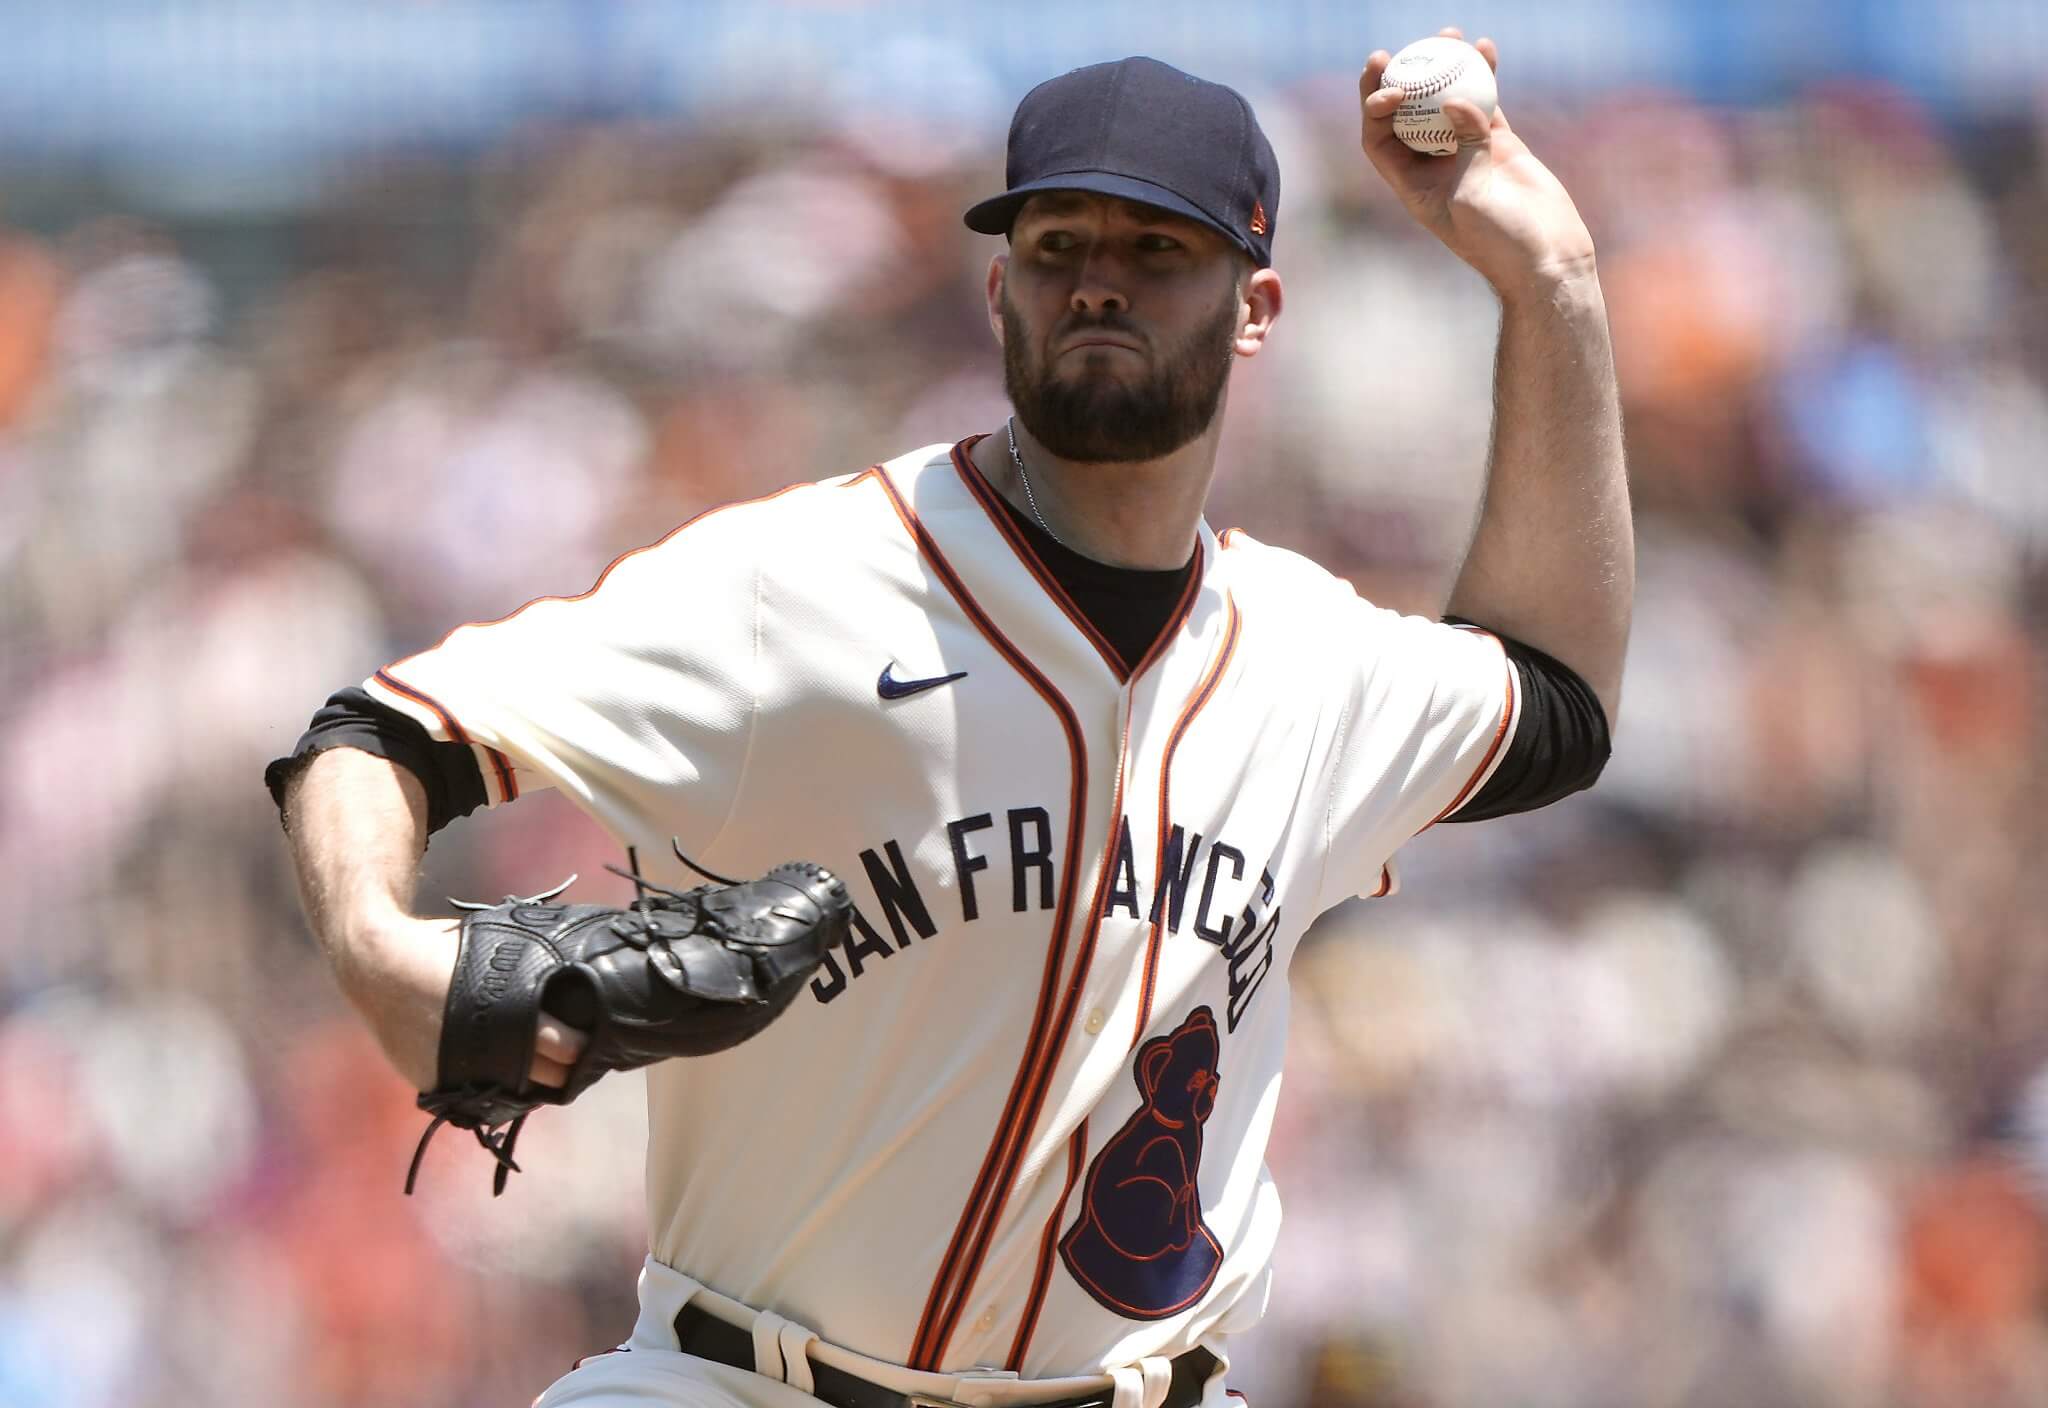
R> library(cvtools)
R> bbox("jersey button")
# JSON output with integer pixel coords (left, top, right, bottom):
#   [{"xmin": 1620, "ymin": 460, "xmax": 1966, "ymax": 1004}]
[
  {"xmin": 1084, "ymin": 1007, "xmax": 1106, "ymax": 1035},
  {"xmin": 974, "ymin": 1308, "xmax": 996, "ymax": 1333}
]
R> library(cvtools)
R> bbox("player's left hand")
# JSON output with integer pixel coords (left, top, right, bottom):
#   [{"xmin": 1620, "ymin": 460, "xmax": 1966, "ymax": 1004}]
[
  {"xmin": 1359, "ymin": 30, "xmax": 1596, "ymax": 296},
  {"xmin": 531, "ymin": 1013, "xmax": 588, "ymax": 1087}
]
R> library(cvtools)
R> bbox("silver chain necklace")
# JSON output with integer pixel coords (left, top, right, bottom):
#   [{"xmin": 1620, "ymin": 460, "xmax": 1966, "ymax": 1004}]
[{"xmin": 1005, "ymin": 416, "xmax": 1065, "ymax": 548}]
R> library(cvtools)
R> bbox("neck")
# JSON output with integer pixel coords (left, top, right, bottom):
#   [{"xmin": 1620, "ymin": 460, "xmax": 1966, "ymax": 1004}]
[{"xmin": 974, "ymin": 416, "xmax": 1220, "ymax": 570}]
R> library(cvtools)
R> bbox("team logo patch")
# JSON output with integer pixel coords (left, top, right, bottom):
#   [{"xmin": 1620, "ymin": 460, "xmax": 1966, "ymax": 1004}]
[
  {"xmin": 1060, "ymin": 1006, "xmax": 1223, "ymax": 1320},
  {"xmin": 1248, "ymin": 201, "xmax": 1268, "ymax": 237}
]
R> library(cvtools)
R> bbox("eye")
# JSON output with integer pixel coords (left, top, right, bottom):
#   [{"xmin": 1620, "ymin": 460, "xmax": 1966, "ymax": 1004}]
[
  {"xmin": 1036, "ymin": 230, "xmax": 1079, "ymax": 254},
  {"xmin": 1137, "ymin": 232, "xmax": 1184, "ymax": 254}
]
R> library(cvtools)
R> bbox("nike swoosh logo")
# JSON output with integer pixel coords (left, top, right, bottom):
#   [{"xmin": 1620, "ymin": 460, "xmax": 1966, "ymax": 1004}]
[{"xmin": 878, "ymin": 662, "xmax": 968, "ymax": 700}]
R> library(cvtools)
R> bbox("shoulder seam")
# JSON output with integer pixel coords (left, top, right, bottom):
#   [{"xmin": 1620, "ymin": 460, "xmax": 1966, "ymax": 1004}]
[{"xmin": 382, "ymin": 479, "xmax": 814, "ymax": 674}]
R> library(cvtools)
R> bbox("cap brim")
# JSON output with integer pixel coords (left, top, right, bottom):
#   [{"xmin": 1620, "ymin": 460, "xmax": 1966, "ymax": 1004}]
[{"xmin": 962, "ymin": 171, "xmax": 1254, "ymax": 260}]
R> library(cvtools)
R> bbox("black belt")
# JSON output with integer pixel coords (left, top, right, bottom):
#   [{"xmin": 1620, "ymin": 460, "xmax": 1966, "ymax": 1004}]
[{"xmin": 672, "ymin": 1302, "xmax": 1216, "ymax": 1408}]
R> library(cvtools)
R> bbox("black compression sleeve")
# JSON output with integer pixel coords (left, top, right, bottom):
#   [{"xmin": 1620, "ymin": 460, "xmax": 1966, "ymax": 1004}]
[
  {"xmin": 263, "ymin": 686, "xmax": 488, "ymax": 835},
  {"xmin": 1440, "ymin": 620, "xmax": 1611, "ymax": 822}
]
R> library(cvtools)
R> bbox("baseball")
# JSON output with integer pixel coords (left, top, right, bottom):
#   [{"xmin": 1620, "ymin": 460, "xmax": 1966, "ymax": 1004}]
[{"xmin": 1384, "ymin": 36, "xmax": 1498, "ymax": 155}]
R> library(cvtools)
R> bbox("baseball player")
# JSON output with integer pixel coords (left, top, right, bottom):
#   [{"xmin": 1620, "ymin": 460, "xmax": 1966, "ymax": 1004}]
[{"xmin": 268, "ymin": 34, "xmax": 1629, "ymax": 1408}]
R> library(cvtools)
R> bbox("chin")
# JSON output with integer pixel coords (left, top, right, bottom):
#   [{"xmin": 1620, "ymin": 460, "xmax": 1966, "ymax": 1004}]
[{"xmin": 1055, "ymin": 363, "xmax": 1142, "ymax": 393}]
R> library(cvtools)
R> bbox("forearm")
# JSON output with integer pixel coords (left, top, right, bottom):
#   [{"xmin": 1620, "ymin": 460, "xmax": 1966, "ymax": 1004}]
[
  {"xmin": 1445, "ymin": 271, "xmax": 1632, "ymax": 724},
  {"xmin": 282, "ymin": 746, "xmax": 456, "ymax": 1090}
]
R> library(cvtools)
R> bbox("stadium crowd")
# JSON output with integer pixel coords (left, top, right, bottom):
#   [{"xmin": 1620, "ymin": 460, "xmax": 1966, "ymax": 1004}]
[{"xmin": 2, "ymin": 73, "xmax": 2047, "ymax": 1408}]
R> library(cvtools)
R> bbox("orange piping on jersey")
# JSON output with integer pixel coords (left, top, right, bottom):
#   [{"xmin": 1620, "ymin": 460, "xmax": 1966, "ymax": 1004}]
[
  {"xmin": 924, "ymin": 498, "xmax": 1208, "ymax": 1370},
  {"xmin": 930, "ymin": 707, "xmax": 1134, "ymax": 1370},
  {"xmin": 1131, "ymin": 597, "xmax": 1241, "ymax": 1044},
  {"xmin": 1004, "ymin": 1120, "xmax": 1090, "ymax": 1370},
  {"xmin": 1002, "ymin": 596, "xmax": 1237, "ymax": 1369},
  {"xmin": 1371, "ymin": 864, "xmax": 1393, "ymax": 898},
  {"xmin": 374, "ymin": 479, "xmax": 818, "ymax": 809},
  {"xmin": 372, "ymin": 668, "xmax": 519, "ymax": 803},
  {"xmin": 1417, "ymin": 631, "xmax": 1518, "ymax": 831},
  {"xmin": 1126, "ymin": 538, "xmax": 1206, "ymax": 681},
  {"xmin": 383, "ymin": 479, "xmax": 815, "ymax": 671},
  {"xmin": 950, "ymin": 438, "xmax": 1133, "ymax": 682},
  {"xmin": 867, "ymin": 467, "xmax": 1093, "ymax": 1373}
]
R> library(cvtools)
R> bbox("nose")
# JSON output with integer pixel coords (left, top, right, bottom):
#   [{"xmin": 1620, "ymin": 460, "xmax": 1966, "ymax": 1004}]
[{"xmin": 1070, "ymin": 245, "xmax": 1130, "ymax": 316}]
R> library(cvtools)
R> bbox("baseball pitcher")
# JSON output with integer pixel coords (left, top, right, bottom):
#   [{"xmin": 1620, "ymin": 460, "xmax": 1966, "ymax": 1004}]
[{"xmin": 268, "ymin": 33, "xmax": 1630, "ymax": 1408}]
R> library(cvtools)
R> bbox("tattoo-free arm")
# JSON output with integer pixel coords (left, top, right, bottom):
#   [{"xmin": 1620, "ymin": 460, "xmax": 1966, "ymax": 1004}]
[
  {"xmin": 1358, "ymin": 30, "xmax": 1634, "ymax": 726},
  {"xmin": 1445, "ymin": 277, "xmax": 1631, "ymax": 724},
  {"xmin": 281, "ymin": 747, "xmax": 458, "ymax": 1091},
  {"xmin": 279, "ymin": 746, "xmax": 583, "ymax": 1091}
]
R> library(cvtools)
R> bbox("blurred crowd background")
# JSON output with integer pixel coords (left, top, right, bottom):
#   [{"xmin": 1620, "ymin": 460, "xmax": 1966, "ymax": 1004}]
[{"xmin": 4, "ymin": 3, "xmax": 2048, "ymax": 1406}]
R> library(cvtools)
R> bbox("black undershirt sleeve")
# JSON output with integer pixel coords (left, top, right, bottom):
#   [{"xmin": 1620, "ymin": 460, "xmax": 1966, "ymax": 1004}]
[
  {"xmin": 1440, "ymin": 617, "xmax": 1611, "ymax": 822},
  {"xmin": 263, "ymin": 686, "xmax": 488, "ymax": 835}
]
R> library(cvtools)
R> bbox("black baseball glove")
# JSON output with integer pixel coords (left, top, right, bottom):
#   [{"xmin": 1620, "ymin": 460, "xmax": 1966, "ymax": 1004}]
[{"xmin": 406, "ymin": 849, "xmax": 851, "ymax": 1195}]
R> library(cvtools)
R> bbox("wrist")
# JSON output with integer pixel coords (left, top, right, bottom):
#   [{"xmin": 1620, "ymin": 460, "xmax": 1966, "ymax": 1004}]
[
  {"xmin": 336, "ymin": 909, "xmax": 455, "ymax": 1014},
  {"xmin": 1491, "ymin": 255, "xmax": 1602, "ymax": 311},
  {"xmin": 340, "ymin": 913, "xmax": 457, "ymax": 1091}
]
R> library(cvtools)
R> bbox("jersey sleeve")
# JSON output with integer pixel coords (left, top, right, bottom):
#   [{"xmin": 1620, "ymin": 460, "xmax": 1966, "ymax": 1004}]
[
  {"xmin": 1316, "ymin": 599, "xmax": 1518, "ymax": 908},
  {"xmin": 363, "ymin": 503, "xmax": 766, "ymax": 849}
]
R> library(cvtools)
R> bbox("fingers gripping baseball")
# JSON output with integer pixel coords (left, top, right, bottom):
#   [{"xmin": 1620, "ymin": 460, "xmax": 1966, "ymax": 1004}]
[
  {"xmin": 1359, "ymin": 30, "xmax": 1505, "ymax": 162},
  {"xmin": 1358, "ymin": 30, "xmax": 1594, "ymax": 293}
]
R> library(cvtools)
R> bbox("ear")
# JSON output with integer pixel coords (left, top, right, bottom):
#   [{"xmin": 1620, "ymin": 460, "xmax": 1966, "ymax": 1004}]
[
  {"xmin": 1139, "ymin": 1043, "xmax": 1173, "ymax": 1096},
  {"xmin": 985, "ymin": 253, "xmax": 1009, "ymax": 345},
  {"xmin": 1233, "ymin": 267, "xmax": 1284, "ymax": 359}
]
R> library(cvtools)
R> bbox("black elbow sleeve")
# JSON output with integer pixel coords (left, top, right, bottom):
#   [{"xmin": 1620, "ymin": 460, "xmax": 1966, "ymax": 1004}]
[
  {"xmin": 263, "ymin": 687, "xmax": 488, "ymax": 834},
  {"xmin": 1442, "ymin": 625, "xmax": 1611, "ymax": 823}
]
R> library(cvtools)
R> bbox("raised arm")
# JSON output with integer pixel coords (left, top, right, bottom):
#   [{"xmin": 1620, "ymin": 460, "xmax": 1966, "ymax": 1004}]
[
  {"xmin": 1360, "ymin": 31, "xmax": 1633, "ymax": 724},
  {"xmin": 281, "ymin": 747, "xmax": 581, "ymax": 1090}
]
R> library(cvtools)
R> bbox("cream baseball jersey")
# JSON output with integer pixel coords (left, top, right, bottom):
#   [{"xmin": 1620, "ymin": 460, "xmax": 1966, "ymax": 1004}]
[{"xmin": 367, "ymin": 439, "xmax": 1516, "ymax": 1379}]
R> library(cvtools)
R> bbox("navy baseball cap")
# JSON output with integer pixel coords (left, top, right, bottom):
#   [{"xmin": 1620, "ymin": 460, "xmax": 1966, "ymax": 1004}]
[{"xmin": 963, "ymin": 56, "xmax": 1280, "ymax": 267}]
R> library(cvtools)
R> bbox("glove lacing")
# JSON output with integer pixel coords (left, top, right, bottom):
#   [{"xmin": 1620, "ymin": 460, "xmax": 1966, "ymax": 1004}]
[
  {"xmin": 400, "ymin": 845, "xmax": 750, "ymax": 1198},
  {"xmin": 405, "ymin": 1107, "xmax": 529, "ymax": 1197}
]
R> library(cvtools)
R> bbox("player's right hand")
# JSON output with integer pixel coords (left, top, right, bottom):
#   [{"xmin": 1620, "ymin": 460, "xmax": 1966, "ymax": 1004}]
[
  {"xmin": 1359, "ymin": 28, "xmax": 1596, "ymax": 296},
  {"xmin": 531, "ymin": 1013, "xmax": 589, "ymax": 1087}
]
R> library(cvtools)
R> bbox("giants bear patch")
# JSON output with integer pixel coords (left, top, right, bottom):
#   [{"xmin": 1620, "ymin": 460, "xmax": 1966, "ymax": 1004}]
[{"xmin": 1059, "ymin": 1006, "xmax": 1223, "ymax": 1320}]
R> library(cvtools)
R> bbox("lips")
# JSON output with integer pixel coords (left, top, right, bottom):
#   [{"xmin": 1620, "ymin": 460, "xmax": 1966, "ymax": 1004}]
[{"xmin": 1060, "ymin": 336, "xmax": 1144, "ymax": 356}]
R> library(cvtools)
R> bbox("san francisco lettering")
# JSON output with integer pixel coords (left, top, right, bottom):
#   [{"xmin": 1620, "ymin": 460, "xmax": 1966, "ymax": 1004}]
[{"xmin": 809, "ymin": 807, "xmax": 1281, "ymax": 1031}]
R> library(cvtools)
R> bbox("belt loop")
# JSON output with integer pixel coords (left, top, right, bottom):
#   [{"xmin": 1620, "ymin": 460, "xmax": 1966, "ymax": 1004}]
[
  {"xmin": 1138, "ymin": 1355, "xmax": 1173, "ymax": 1408},
  {"xmin": 661, "ymin": 1269, "xmax": 706, "ymax": 1352},
  {"xmin": 777, "ymin": 1319, "xmax": 818, "ymax": 1395},
  {"xmin": 751, "ymin": 1310, "xmax": 792, "ymax": 1383},
  {"xmin": 1109, "ymin": 1364, "xmax": 1143, "ymax": 1408}
]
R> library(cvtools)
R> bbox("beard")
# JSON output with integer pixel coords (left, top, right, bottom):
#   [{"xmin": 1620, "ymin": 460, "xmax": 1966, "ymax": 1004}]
[{"xmin": 1001, "ymin": 283, "xmax": 1240, "ymax": 463}]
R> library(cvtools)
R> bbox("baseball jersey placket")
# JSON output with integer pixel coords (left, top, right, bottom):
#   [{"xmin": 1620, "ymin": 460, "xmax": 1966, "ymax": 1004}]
[
  {"xmin": 1002, "ymin": 585, "xmax": 1242, "ymax": 1370},
  {"xmin": 909, "ymin": 446, "xmax": 1213, "ymax": 1371},
  {"xmin": 998, "ymin": 669, "xmax": 1145, "ymax": 1371},
  {"xmin": 878, "ymin": 454, "xmax": 1123, "ymax": 1374}
]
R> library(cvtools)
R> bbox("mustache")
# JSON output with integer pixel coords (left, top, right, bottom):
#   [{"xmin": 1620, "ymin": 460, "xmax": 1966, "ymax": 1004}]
[{"xmin": 1053, "ymin": 312, "xmax": 1150, "ymax": 349}]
